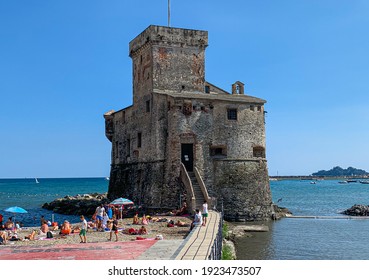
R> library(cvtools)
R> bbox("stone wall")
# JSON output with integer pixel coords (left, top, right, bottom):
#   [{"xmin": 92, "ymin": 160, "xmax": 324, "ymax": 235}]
[
  {"xmin": 108, "ymin": 160, "xmax": 184, "ymax": 210},
  {"xmin": 213, "ymin": 159, "xmax": 272, "ymax": 221}
]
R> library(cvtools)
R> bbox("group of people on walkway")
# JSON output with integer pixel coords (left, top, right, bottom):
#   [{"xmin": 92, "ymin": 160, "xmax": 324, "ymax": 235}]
[{"xmin": 190, "ymin": 200, "xmax": 208, "ymax": 230}]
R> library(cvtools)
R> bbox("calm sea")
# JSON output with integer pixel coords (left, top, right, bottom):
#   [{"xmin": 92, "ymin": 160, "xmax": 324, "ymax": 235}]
[
  {"xmin": 0, "ymin": 178, "xmax": 108, "ymax": 227},
  {"xmin": 235, "ymin": 179, "xmax": 369, "ymax": 260},
  {"xmin": 2, "ymin": 177, "xmax": 369, "ymax": 259}
]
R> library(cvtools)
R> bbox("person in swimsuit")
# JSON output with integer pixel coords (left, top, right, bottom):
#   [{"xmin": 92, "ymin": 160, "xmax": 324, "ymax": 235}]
[{"xmin": 108, "ymin": 215, "xmax": 119, "ymax": 242}]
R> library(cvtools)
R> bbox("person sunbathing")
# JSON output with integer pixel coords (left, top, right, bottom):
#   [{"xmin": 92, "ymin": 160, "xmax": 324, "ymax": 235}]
[
  {"xmin": 138, "ymin": 226, "xmax": 147, "ymax": 235},
  {"xmin": 175, "ymin": 202, "xmax": 188, "ymax": 216},
  {"xmin": 176, "ymin": 220, "xmax": 188, "ymax": 227},
  {"xmin": 0, "ymin": 230, "xmax": 8, "ymax": 244},
  {"xmin": 141, "ymin": 214, "xmax": 148, "ymax": 225},
  {"xmin": 24, "ymin": 229, "xmax": 36, "ymax": 241},
  {"xmin": 60, "ymin": 220, "xmax": 71, "ymax": 235},
  {"xmin": 4, "ymin": 218, "xmax": 14, "ymax": 230},
  {"xmin": 132, "ymin": 213, "xmax": 139, "ymax": 225},
  {"xmin": 40, "ymin": 221, "xmax": 49, "ymax": 234}
]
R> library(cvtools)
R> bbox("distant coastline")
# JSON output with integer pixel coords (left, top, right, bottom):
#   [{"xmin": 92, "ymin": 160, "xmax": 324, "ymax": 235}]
[{"xmin": 269, "ymin": 175, "xmax": 369, "ymax": 181}]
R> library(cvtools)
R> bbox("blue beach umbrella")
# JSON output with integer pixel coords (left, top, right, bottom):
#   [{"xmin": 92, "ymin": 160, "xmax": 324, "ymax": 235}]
[
  {"xmin": 110, "ymin": 198, "xmax": 134, "ymax": 205},
  {"xmin": 4, "ymin": 206, "xmax": 28, "ymax": 228},
  {"xmin": 4, "ymin": 206, "xmax": 28, "ymax": 214}
]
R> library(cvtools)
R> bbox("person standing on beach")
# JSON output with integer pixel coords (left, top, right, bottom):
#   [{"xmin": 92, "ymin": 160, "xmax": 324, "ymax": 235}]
[
  {"xmin": 94, "ymin": 204, "xmax": 105, "ymax": 231},
  {"xmin": 79, "ymin": 215, "xmax": 87, "ymax": 243},
  {"xmin": 108, "ymin": 215, "xmax": 118, "ymax": 242},
  {"xmin": 202, "ymin": 200, "xmax": 208, "ymax": 226}
]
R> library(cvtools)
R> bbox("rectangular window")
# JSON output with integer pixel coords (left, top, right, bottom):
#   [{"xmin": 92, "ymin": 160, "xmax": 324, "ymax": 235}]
[
  {"xmin": 127, "ymin": 138, "xmax": 131, "ymax": 157},
  {"xmin": 250, "ymin": 105, "xmax": 255, "ymax": 111},
  {"xmin": 146, "ymin": 100, "xmax": 150, "ymax": 112},
  {"xmin": 227, "ymin": 109, "xmax": 237, "ymax": 120},
  {"xmin": 137, "ymin": 132, "xmax": 142, "ymax": 148},
  {"xmin": 205, "ymin": 85, "xmax": 210, "ymax": 93},
  {"xmin": 210, "ymin": 146, "xmax": 227, "ymax": 157}
]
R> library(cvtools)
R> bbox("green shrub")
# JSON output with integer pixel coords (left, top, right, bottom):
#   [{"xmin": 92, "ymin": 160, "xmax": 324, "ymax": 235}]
[{"xmin": 221, "ymin": 243, "xmax": 234, "ymax": 260}]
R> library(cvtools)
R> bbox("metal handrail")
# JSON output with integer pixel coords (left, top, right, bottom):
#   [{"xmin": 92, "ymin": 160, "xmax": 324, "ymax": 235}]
[{"xmin": 208, "ymin": 204, "xmax": 223, "ymax": 260}]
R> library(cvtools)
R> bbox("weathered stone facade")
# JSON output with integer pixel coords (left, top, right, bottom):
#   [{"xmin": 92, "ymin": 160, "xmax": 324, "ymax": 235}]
[{"xmin": 104, "ymin": 25, "xmax": 273, "ymax": 221}]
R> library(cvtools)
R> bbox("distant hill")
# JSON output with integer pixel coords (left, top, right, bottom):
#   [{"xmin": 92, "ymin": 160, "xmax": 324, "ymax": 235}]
[{"xmin": 312, "ymin": 166, "xmax": 369, "ymax": 177}]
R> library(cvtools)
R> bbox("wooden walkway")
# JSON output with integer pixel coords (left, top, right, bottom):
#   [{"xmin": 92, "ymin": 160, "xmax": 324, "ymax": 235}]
[{"xmin": 173, "ymin": 210, "xmax": 221, "ymax": 260}]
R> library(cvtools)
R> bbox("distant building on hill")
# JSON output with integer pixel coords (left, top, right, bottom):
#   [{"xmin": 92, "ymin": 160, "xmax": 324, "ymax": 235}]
[{"xmin": 104, "ymin": 25, "xmax": 272, "ymax": 221}]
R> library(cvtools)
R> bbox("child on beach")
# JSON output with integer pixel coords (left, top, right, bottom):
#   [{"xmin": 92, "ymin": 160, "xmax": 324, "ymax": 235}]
[
  {"xmin": 108, "ymin": 215, "xmax": 118, "ymax": 242},
  {"xmin": 79, "ymin": 215, "xmax": 87, "ymax": 243}
]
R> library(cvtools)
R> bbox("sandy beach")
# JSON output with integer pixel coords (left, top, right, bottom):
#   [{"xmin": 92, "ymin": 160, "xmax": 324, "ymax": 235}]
[{"xmin": 2, "ymin": 215, "xmax": 193, "ymax": 247}]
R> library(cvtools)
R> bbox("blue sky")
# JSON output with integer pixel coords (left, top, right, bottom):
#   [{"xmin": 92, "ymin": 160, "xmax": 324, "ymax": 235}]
[{"xmin": 1, "ymin": 0, "xmax": 369, "ymax": 178}]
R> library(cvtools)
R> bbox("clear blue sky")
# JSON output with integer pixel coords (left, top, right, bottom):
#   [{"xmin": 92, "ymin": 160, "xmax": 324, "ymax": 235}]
[{"xmin": 1, "ymin": 0, "xmax": 369, "ymax": 178}]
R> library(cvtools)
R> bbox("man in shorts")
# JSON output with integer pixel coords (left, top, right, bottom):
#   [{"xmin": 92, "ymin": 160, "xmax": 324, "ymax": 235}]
[
  {"xmin": 79, "ymin": 215, "xmax": 87, "ymax": 243},
  {"xmin": 94, "ymin": 204, "xmax": 105, "ymax": 231}
]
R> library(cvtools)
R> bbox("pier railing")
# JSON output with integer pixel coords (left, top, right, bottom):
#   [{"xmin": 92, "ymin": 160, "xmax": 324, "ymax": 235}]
[{"xmin": 208, "ymin": 207, "xmax": 223, "ymax": 260}]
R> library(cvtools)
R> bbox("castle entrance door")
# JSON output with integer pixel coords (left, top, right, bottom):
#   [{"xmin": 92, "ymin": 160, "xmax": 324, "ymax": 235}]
[{"xmin": 181, "ymin": 144, "xmax": 193, "ymax": 171}]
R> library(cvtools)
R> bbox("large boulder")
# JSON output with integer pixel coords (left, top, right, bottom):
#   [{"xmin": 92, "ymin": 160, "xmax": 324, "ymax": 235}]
[
  {"xmin": 42, "ymin": 193, "xmax": 109, "ymax": 216},
  {"xmin": 341, "ymin": 204, "xmax": 369, "ymax": 216}
]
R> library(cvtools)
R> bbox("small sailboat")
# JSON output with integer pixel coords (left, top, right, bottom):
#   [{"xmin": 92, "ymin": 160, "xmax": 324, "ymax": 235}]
[{"xmin": 35, "ymin": 178, "xmax": 39, "ymax": 184}]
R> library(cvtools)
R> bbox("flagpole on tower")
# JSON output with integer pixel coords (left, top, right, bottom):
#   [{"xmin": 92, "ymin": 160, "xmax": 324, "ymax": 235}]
[{"xmin": 168, "ymin": 0, "xmax": 171, "ymax": 27}]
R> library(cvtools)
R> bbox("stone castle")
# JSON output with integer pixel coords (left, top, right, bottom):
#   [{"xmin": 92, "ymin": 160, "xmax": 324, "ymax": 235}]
[{"xmin": 104, "ymin": 25, "xmax": 272, "ymax": 221}]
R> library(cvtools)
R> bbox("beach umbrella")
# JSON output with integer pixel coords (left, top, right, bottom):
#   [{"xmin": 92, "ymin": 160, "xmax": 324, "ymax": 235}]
[
  {"xmin": 4, "ymin": 206, "xmax": 28, "ymax": 214},
  {"xmin": 109, "ymin": 198, "xmax": 134, "ymax": 220},
  {"xmin": 110, "ymin": 198, "xmax": 134, "ymax": 206},
  {"xmin": 4, "ymin": 206, "xmax": 28, "ymax": 228}
]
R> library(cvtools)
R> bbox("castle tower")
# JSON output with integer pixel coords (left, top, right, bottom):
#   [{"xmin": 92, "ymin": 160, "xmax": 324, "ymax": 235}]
[
  {"xmin": 129, "ymin": 25, "xmax": 208, "ymax": 106},
  {"xmin": 105, "ymin": 25, "xmax": 272, "ymax": 221}
]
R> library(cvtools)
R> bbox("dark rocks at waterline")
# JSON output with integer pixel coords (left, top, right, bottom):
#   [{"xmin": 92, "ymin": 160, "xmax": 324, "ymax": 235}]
[
  {"xmin": 341, "ymin": 204, "xmax": 369, "ymax": 216},
  {"xmin": 42, "ymin": 193, "xmax": 109, "ymax": 216},
  {"xmin": 272, "ymin": 204, "xmax": 292, "ymax": 220}
]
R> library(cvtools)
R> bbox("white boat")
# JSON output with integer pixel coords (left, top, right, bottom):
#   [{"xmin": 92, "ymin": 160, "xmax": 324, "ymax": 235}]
[
  {"xmin": 35, "ymin": 178, "xmax": 39, "ymax": 184},
  {"xmin": 105, "ymin": 177, "xmax": 110, "ymax": 181},
  {"xmin": 310, "ymin": 181, "xmax": 316, "ymax": 184}
]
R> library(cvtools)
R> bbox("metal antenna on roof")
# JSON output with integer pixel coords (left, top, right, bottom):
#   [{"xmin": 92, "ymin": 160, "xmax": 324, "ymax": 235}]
[{"xmin": 168, "ymin": 0, "xmax": 171, "ymax": 27}]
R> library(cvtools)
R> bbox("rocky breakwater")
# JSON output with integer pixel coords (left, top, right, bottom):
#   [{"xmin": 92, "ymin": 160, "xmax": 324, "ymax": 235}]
[
  {"xmin": 341, "ymin": 204, "xmax": 369, "ymax": 216},
  {"xmin": 42, "ymin": 193, "xmax": 109, "ymax": 216}
]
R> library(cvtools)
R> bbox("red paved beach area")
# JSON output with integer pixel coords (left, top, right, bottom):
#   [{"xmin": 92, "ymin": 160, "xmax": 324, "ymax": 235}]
[{"xmin": 0, "ymin": 240, "xmax": 157, "ymax": 260}]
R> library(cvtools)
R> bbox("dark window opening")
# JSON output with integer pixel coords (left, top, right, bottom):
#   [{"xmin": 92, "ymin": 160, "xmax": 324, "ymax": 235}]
[
  {"xmin": 201, "ymin": 106, "xmax": 205, "ymax": 111},
  {"xmin": 253, "ymin": 146, "xmax": 265, "ymax": 158},
  {"xmin": 127, "ymin": 138, "xmax": 131, "ymax": 157},
  {"xmin": 181, "ymin": 85, "xmax": 185, "ymax": 90},
  {"xmin": 227, "ymin": 109, "xmax": 237, "ymax": 120},
  {"xmin": 210, "ymin": 146, "xmax": 227, "ymax": 157},
  {"xmin": 205, "ymin": 85, "xmax": 210, "ymax": 93},
  {"xmin": 137, "ymin": 132, "xmax": 142, "ymax": 148},
  {"xmin": 146, "ymin": 100, "xmax": 150, "ymax": 112},
  {"xmin": 250, "ymin": 105, "xmax": 255, "ymax": 111},
  {"xmin": 257, "ymin": 106, "xmax": 262, "ymax": 112}
]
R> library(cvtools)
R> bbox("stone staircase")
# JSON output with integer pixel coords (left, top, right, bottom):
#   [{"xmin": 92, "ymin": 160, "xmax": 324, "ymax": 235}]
[{"xmin": 187, "ymin": 171, "xmax": 205, "ymax": 210}]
